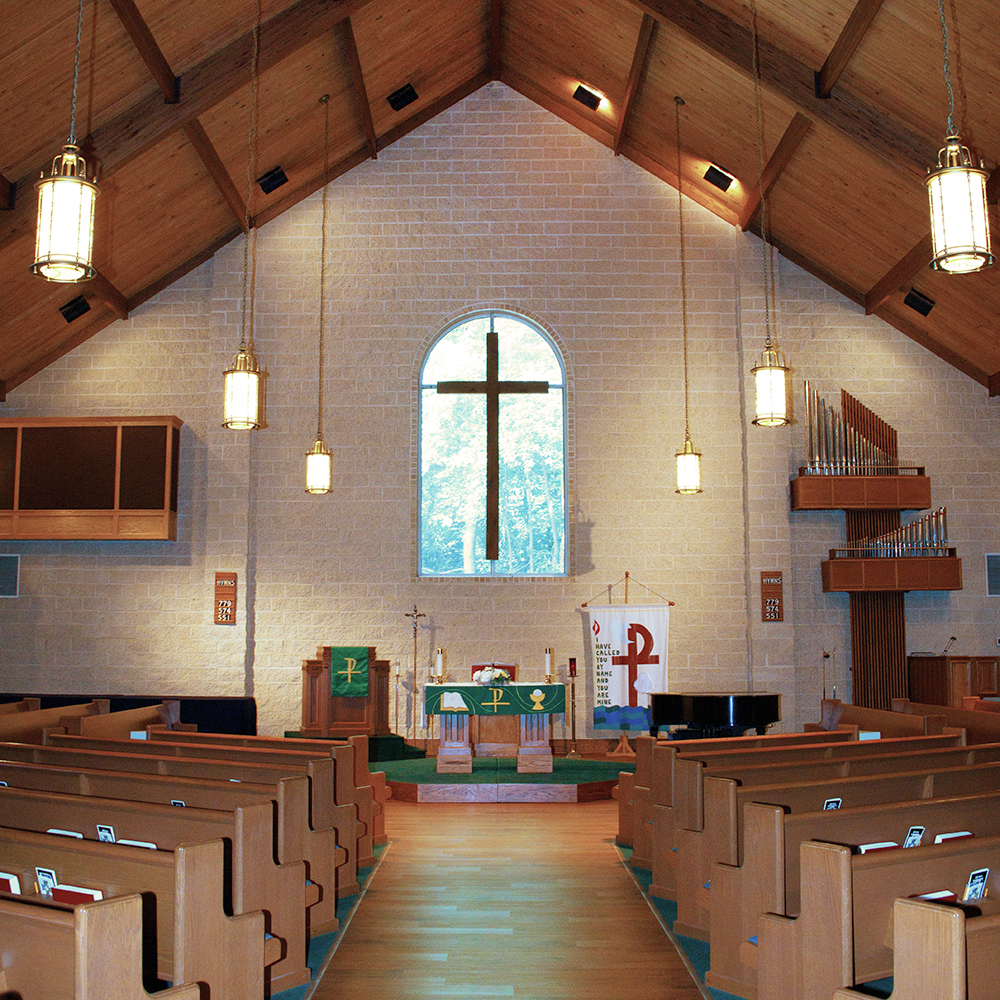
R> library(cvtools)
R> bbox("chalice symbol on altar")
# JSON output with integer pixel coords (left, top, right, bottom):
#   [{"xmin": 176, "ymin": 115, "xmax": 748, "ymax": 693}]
[{"xmin": 530, "ymin": 688, "xmax": 546, "ymax": 711}]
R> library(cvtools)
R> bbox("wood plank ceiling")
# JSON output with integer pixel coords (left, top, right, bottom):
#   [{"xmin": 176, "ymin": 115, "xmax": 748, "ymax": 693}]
[{"xmin": 2, "ymin": 0, "xmax": 998, "ymax": 400}]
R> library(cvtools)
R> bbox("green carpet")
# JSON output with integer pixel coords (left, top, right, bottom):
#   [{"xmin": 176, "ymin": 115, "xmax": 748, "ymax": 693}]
[{"xmin": 371, "ymin": 755, "xmax": 635, "ymax": 784}]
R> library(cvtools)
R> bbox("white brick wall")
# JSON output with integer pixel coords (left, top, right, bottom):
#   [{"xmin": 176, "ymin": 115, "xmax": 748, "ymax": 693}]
[{"xmin": 2, "ymin": 82, "xmax": 999, "ymax": 735}]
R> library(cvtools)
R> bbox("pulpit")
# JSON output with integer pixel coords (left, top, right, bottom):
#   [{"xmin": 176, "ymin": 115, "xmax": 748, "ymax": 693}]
[
  {"xmin": 425, "ymin": 683, "xmax": 565, "ymax": 774},
  {"xmin": 301, "ymin": 645, "xmax": 391, "ymax": 738}
]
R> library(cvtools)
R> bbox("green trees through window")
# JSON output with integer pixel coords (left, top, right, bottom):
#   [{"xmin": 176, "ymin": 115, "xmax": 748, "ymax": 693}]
[{"xmin": 419, "ymin": 311, "xmax": 566, "ymax": 577}]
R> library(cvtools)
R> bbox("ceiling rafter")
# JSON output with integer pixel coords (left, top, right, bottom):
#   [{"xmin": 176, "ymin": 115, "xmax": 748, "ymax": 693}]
[
  {"xmin": 629, "ymin": 0, "xmax": 937, "ymax": 183},
  {"xmin": 738, "ymin": 111, "xmax": 812, "ymax": 230},
  {"xmin": 87, "ymin": 270, "xmax": 129, "ymax": 321},
  {"xmin": 814, "ymin": 0, "xmax": 888, "ymax": 98},
  {"xmin": 864, "ymin": 234, "xmax": 933, "ymax": 314},
  {"xmin": 108, "ymin": 0, "xmax": 179, "ymax": 103},
  {"xmin": 181, "ymin": 120, "xmax": 249, "ymax": 232},
  {"xmin": 614, "ymin": 13, "xmax": 655, "ymax": 155},
  {"xmin": 0, "ymin": 0, "xmax": 378, "ymax": 254},
  {"xmin": 490, "ymin": 0, "xmax": 503, "ymax": 80},
  {"xmin": 341, "ymin": 19, "xmax": 378, "ymax": 161}
]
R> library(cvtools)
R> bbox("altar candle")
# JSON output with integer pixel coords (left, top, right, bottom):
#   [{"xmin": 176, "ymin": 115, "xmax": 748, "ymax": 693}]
[
  {"xmin": 435, "ymin": 647, "xmax": 443, "ymax": 680},
  {"xmin": 394, "ymin": 659, "xmax": 400, "ymax": 678},
  {"xmin": 545, "ymin": 647, "xmax": 553, "ymax": 672}
]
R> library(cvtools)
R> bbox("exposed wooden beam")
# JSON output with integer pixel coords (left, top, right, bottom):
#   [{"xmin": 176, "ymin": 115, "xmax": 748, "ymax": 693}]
[
  {"xmin": 0, "ymin": 0, "xmax": 378, "ymax": 253},
  {"xmin": 989, "ymin": 370, "xmax": 1000, "ymax": 397},
  {"xmin": 864, "ymin": 234, "xmax": 933, "ymax": 314},
  {"xmin": 341, "ymin": 19, "xmax": 377, "ymax": 161},
  {"xmin": 0, "ymin": 175, "xmax": 14, "ymax": 211},
  {"xmin": 738, "ymin": 111, "xmax": 812, "ymax": 230},
  {"xmin": 629, "ymin": 0, "xmax": 936, "ymax": 182},
  {"xmin": 87, "ymin": 270, "xmax": 128, "ymax": 321},
  {"xmin": 181, "ymin": 119, "xmax": 249, "ymax": 232},
  {"xmin": 815, "ymin": 0, "xmax": 888, "ymax": 98},
  {"xmin": 745, "ymin": 217, "xmax": 866, "ymax": 307},
  {"xmin": 490, "ymin": 0, "xmax": 503, "ymax": 80},
  {"xmin": 108, "ymin": 0, "xmax": 179, "ymax": 103},
  {"xmin": 614, "ymin": 14, "xmax": 655, "ymax": 155}
]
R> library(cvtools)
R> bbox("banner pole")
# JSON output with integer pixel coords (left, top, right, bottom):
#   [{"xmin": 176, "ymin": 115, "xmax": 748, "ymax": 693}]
[{"xmin": 611, "ymin": 570, "xmax": 635, "ymax": 757}]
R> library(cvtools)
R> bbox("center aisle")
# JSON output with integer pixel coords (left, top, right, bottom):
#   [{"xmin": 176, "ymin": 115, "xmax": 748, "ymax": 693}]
[{"xmin": 312, "ymin": 798, "xmax": 707, "ymax": 1000}]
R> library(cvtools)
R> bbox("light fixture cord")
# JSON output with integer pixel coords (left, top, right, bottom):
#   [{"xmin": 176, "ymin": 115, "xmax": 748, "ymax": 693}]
[
  {"xmin": 936, "ymin": 0, "xmax": 956, "ymax": 135},
  {"xmin": 674, "ymin": 96, "xmax": 691, "ymax": 441},
  {"xmin": 749, "ymin": 0, "xmax": 777, "ymax": 350},
  {"xmin": 240, "ymin": 0, "xmax": 262, "ymax": 354},
  {"xmin": 68, "ymin": 0, "xmax": 85, "ymax": 145},
  {"xmin": 317, "ymin": 95, "xmax": 331, "ymax": 442}
]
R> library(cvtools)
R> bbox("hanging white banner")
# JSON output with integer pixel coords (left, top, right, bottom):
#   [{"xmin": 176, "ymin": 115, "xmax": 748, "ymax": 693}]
[{"xmin": 585, "ymin": 604, "xmax": 669, "ymax": 731}]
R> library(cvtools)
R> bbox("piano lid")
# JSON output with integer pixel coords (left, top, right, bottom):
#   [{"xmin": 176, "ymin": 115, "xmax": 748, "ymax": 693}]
[{"xmin": 650, "ymin": 692, "xmax": 781, "ymax": 730}]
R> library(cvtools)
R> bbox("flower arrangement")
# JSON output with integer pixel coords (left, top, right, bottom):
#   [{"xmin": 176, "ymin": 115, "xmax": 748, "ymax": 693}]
[{"xmin": 473, "ymin": 666, "xmax": 511, "ymax": 686}]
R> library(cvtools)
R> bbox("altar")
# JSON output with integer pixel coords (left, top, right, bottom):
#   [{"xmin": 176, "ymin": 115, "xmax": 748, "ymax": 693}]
[{"xmin": 425, "ymin": 683, "xmax": 566, "ymax": 774}]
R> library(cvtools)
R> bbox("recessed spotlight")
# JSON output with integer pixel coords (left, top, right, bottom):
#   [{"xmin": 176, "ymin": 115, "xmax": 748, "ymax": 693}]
[
  {"xmin": 387, "ymin": 83, "xmax": 418, "ymax": 112},
  {"xmin": 903, "ymin": 288, "xmax": 935, "ymax": 316},
  {"xmin": 59, "ymin": 295, "xmax": 91, "ymax": 323},
  {"xmin": 257, "ymin": 166, "xmax": 288, "ymax": 194},
  {"xmin": 704, "ymin": 164, "xmax": 735, "ymax": 192},
  {"xmin": 573, "ymin": 85, "xmax": 602, "ymax": 111}
]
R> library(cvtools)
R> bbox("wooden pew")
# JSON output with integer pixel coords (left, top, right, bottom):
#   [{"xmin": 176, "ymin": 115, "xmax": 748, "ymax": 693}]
[
  {"xmin": 0, "ymin": 827, "xmax": 268, "ymax": 999},
  {"xmin": 707, "ymin": 788, "xmax": 1000, "ymax": 999},
  {"xmin": 0, "ymin": 696, "xmax": 41, "ymax": 715},
  {"xmin": 623, "ymin": 731, "xmax": 857, "ymax": 859},
  {"xmin": 832, "ymin": 896, "xmax": 1000, "ymax": 1000},
  {"xmin": 893, "ymin": 697, "xmax": 1000, "ymax": 744},
  {"xmin": 0, "ymin": 785, "xmax": 315, "ymax": 991},
  {"xmin": 58, "ymin": 700, "xmax": 184, "ymax": 739},
  {"xmin": 649, "ymin": 732, "xmax": 963, "ymax": 898},
  {"xmin": 0, "ymin": 893, "xmax": 201, "ymax": 1000},
  {"xmin": 0, "ymin": 739, "xmax": 361, "ymax": 895},
  {"xmin": 674, "ymin": 757, "xmax": 1000, "ymax": 941},
  {"xmin": 0, "ymin": 699, "xmax": 108, "ymax": 744},
  {"xmin": 44, "ymin": 731, "xmax": 378, "ymax": 867},
  {"xmin": 0, "ymin": 757, "xmax": 345, "ymax": 931},
  {"xmin": 146, "ymin": 728, "xmax": 389, "ymax": 849},
  {"xmin": 807, "ymin": 698, "xmax": 948, "ymax": 736},
  {"xmin": 757, "ymin": 834, "xmax": 1000, "ymax": 1000}
]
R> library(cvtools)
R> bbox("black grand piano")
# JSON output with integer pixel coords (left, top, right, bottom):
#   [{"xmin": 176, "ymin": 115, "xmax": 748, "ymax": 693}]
[{"xmin": 650, "ymin": 691, "xmax": 781, "ymax": 739}]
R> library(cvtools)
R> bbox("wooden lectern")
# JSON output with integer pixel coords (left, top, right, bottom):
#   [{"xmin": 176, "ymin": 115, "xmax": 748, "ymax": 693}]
[{"xmin": 301, "ymin": 645, "xmax": 391, "ymax": 738}]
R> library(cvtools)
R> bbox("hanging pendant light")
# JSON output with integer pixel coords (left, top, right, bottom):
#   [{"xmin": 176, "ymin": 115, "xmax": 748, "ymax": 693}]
[
  {"xmin": 925, "ymin": 0, "xmax": 993, "ymax": 273},
  {"xmin": 223, "ymin": 0, "xmax": 265, "ymax": 429},
  {"xmin": 306, "ymin": 96, "xmax": 333, "ymax": 495},
  {"xmin": 673, "ymin": 97, "xmax": 702, "ymax": 496},
  {"xmin": 747, "ymin": 0, "xmax": 790, "ymax": 427},
  {"xmin": 32, "ymin": 0, "xmax": 98, "ymax": 283}
]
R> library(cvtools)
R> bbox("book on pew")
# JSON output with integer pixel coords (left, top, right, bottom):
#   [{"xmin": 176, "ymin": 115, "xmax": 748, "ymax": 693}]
[
  {"xmin": 51, "ymin": 884, "xmax": 104, "ymax": 904},
  {"xmin": 117, "ymin": 839, "xmax": 157, "ymax": 849},
  {"xmin": 35, "ymin": 867, "xmax": 57, "ymax": 895},
  {"xmin": 46, "ymin": 828, "xmax": 83, "ymax": 838},
  {"xmin": 858, "ymin": 841, "xmax": 899, "ymax": 854},
  {"xmin": 964, "ymin": 867, "xmax": 989, "ymax": 901},
  {"xmin": 912, "ymin": 890, "xmax": 958, "ymax": 903},
  {"xmin": 903, "ymin": 825, "xmax": 925, "ymax": 848},
  {"xmin": 935, "ymin": 831, "xmax": 973, "ymax": 843},
  {"xmin": 0, "ymin": 872, "xmax": 21, "ymax": 894},
  {"xmin": 96, "ymin": 824, "xmax": 116, "ymax": 843}
]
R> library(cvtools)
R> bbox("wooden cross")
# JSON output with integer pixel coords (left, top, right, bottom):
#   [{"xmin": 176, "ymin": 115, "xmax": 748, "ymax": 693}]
[{"xmin": 436, "ymin": 324, "xmax": 548, "ymax": 561}]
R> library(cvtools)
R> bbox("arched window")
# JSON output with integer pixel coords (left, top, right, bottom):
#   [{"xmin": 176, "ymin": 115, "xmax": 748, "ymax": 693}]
[{"xmin": 419, "ymin": 310, "xmax": 567, "ymax": 577}]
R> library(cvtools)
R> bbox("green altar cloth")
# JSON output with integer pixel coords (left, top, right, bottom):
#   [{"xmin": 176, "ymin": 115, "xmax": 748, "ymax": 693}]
[{"xmin": 425, "ymin": 683, "xmax": 565, "ymax": 716}]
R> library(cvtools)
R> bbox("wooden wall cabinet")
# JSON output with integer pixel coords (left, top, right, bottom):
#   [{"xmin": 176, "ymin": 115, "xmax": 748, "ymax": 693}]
[
  {"xmin": 907, "ymin": 654, "xmax": 1000, "ymax": 707},
  {"xmin": 0, "ymin": 416, "xmax": 181, "ymax": 541}
]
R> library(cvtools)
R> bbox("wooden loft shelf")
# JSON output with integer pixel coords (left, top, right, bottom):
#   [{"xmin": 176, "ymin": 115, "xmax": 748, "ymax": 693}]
[
  {"xmin": 821, "ymin": 553, "xmax": 962, "ymax": 593},
  {"xmin": 0, "ymin": 416, "xmax": 182, "ymax": 541},
  {"xmin": 790, "ymin": 470, "xmax": 931, "ymax": 511}
]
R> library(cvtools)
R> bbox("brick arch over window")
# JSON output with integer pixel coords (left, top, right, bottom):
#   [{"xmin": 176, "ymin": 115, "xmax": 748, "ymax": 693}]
[{"xmin": 418, "ymin": 309, "xmax": 567, "ymax": 577}]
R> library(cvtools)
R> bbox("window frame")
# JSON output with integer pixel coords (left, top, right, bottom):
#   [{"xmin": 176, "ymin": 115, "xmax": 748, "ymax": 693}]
[{"xmin": 417, "ymin": 309, "xmax": 569, "ymax": 579}]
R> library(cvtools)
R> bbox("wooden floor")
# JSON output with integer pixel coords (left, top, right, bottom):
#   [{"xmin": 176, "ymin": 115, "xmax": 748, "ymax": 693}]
[{"xmin": 312, "ymin": 799, "xmax": 707, "ymax": 1000}]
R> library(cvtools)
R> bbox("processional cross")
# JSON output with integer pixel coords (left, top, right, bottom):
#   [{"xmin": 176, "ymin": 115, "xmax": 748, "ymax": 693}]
[
  {"xmin": 436, "ymin": 322, "xmax": 548, "ymax": 561},
  {"xmin": 404, "ymin": 605, "xmax": 426, "ymax": 737}
]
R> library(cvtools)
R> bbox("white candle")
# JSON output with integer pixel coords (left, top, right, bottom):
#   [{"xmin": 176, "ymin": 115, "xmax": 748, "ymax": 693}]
[
  {"xmin": 545, "ymin": 647, "xmax": 553, "ymax": 673},
  {"xmin": 435, "ymin": 647, "xmax": 443, "ymax": 679}
]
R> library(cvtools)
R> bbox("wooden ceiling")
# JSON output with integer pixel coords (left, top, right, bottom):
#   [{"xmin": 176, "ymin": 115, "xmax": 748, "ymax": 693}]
[{"xmin": 2, "ymin": 0, "xmax": 999, "ymax": 400}]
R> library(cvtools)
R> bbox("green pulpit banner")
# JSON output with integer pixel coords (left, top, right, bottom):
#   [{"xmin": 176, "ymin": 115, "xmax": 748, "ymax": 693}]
[
  {"xmin": 425, "ymin": 683, "xmax": 565, "ymax": 716},
  {"xmin": 329, "ymin": 646, "xmax": 369, "ymax": 697}
]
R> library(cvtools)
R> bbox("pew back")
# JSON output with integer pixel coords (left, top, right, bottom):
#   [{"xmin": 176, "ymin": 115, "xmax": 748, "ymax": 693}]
[
  {"xmin": 60, "ymin": 701, "xmax": 182, "ymax": 739},
  {"xmin": 0, "ymin": 700, "xmax": 108, "ymax": 744}
]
